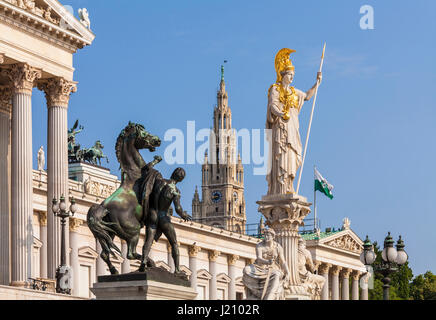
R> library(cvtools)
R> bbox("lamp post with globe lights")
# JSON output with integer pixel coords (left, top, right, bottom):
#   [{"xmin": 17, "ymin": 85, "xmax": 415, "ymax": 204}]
[
  {"xmin": 52, "ymin": 195, "xmax": 77, "ymax": 294},
  {"xmin": 360, "ymin": 232, "xmax": 408, "ymax": 300}
]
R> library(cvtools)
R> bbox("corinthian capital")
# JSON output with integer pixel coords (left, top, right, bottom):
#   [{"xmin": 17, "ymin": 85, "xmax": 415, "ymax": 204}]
[
  {"xmin": 0, "ymin": 86, "xmax": 12, "ymax": 115},
  {"xmin": 37, "ymin": 77, "xmax": 77, "ymax": 108},
  {"xmin": 1, "ymin": 63, "xmax": 41, "ymax": 95},
  {"xmin": 208, "ymin": 250, "xmax": 221, "ymax": 262},
  {"xmin": 227, "ymin": 254, "xmax": 239, "ymax": 266},
  {"xmin": 69, "ymin": 217, "xmax": 83, "ymax": 232},
  {"xmin": 188, "ymin": 244, "xmax": 201, "ymax": 257}
]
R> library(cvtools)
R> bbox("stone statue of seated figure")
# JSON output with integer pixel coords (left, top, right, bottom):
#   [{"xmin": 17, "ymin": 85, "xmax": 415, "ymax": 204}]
[
  {"xmin": 243, "ymin": 228, "xmax": 290, "ymax": 300},
  {"xmin": 298, "ymin": 238, "xmax": 325, "ymax": 298}
]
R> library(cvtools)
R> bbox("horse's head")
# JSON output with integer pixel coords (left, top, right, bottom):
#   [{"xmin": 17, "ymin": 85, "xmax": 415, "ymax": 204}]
[
  {"xmin": 117, "ymin": 122, "xmax": 161, "ymax": 153},
  {"xmin": 132, "ymin": 122, "xmax": 161, "ymax": 152}
]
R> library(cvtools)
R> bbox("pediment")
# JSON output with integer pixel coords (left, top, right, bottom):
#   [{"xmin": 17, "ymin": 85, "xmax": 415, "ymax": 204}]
[
  {"xmin": 78, "ymin": 246, "xmax": 98, "ymax": 259},
  {"xmin": 320, "ymin": 231, "xmax": 363, "ymax": 254},
  {"xmin": 197, "ymin": 269, "xmax": 212, "ymax": 280},
  {"xmin": 1, "ymin": 0, "xmax": 95, "ymax": 47},
  {"xmin": 179, "ymin": 265, "xmax": 192, "ymax": 277},
  {"xmin": 33, "ymin": 236, "xmax": 42, "ymax": 249},
  {"xmin": 155, "ymin": 260, "xmax": 171, "ymax": 272},
  {"xmin": 235, "ymin": 277, "xmax": 244, "ymax": 286},
  {"xmin": 217, "ymin": 273, "xmax": 231, "ymax": 284}
]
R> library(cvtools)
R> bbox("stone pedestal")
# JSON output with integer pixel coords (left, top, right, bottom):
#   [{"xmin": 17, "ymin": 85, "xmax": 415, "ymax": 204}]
[
  {"xmin": 257, "ymin": 193, "xmax": 312, "ymax": 300},
  {"xmin": 90, "ymin": 268, "xmax": 197, "ymax": 300}
]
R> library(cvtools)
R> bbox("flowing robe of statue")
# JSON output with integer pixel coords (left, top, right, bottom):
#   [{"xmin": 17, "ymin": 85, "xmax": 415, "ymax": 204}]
[
  {"xmin": 266, "ymin": 85, "xmax": 307, "ymax": 194},
  {"xmin": 243, "ymin": 230, "xmax": 289, "ymax": 300}
]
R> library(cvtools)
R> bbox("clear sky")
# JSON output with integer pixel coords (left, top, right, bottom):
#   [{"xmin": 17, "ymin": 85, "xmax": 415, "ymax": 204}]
[{"xmin": 30, "ymin": 0, "xmax": 436, "ymax": 276}]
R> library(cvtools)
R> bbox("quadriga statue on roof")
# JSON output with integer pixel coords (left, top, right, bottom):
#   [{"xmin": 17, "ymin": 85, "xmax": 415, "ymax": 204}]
[{"xmin": 86, "ymin": 122, "xmax": 191, "ymax": 275}]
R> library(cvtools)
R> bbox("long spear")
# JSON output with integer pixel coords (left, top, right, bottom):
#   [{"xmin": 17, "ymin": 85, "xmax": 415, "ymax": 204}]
[{"xmin": 296, "ymin": 43, "xmax": 326, "ymax": 195}]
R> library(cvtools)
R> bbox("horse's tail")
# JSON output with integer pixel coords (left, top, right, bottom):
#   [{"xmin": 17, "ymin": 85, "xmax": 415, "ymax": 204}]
[{"xmin": 87, "ymin": 204, "xmax": 121, "ymax": 257}]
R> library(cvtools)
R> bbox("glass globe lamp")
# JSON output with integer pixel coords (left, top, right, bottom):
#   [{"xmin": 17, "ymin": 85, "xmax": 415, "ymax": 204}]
[
  {"xmin": 69, "ymin": 197, "xmax": 77, "ymax": 215},
  {"xmin": 59, "ymin": 195, "xmax": 67, "ymax": 211},
  {"xmin": 395, "ymin": 236, "xmax": 408, "ymax": 265},
  {"xmin": 360, "ymin": 235, "xmax": 376, "ymax": 265},
  {"xmin": 52, "ymin": 198, "xmax": 59, "ymax": 214},
  {"xmin": 381, "ymin": 232, "xmax": 398, "ymax": 263}
]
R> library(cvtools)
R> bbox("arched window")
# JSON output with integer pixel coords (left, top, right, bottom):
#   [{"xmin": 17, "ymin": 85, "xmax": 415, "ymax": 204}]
[{"xmin": 224, "ymin": 115, "xmax": 227, "ymax": 129}]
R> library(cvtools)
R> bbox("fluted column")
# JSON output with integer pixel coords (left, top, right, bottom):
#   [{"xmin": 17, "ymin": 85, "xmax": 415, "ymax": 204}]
[
  {"xmin": 351, "ymin": 271, "xmax": 361, "ymax": 300},
  {"xmin": 209, "ymin": 250, "xmax": 220, "ymax": 300},
  {"xmin": 38, "ymin": 77, "xmax": 76, "ymax": 278},
  {"xmin": 38, "ymin": 211, "xmax": 48, "ymax": 279},
  {"xmin": 96, "ymin": 241, "xmax": 106, "ymax": 276},
  {"xmin": 331, "ymin": 266, "xmax": 342, "ymax": 300},
  {"xmin": 2, "ymin": 63, "xmax": 41, "ymax": 286},
  {"xmin": 69, "ymin": 217, "xmax": 82, "ymax": 296},
  {"xmin": 360, "ymin": 273, "xmax": 370, "ymax": 300},
  {"xmin": 121, "ymin": 241, "xmax": 130, "ymax": 274},
  {"xmin": 341, "ymin": 268, "xmax": 351, "ymax": 300},
  {"xmin": 227, "ymin": 254, "xmax": 239, "ymax": 300},
  {"xmin": 0, "ymin": 85, "xmax": 12, "ymax": 285},
  {"xmin": 188, "ymin": 244, "xmax": 201, "ymax": 291},
  {"xmin": 319, "ymin": 263, "xmax": 331, "ymax": 300}
]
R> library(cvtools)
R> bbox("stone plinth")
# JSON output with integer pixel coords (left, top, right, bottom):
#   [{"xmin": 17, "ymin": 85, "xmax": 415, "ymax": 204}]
[
  {"xmin": 90, "ymin": 268, "xmax": 197, "ymax": 300},
  {"xmin": 257, "ymin": 193, "xmax": 311, "ymax": 300}
]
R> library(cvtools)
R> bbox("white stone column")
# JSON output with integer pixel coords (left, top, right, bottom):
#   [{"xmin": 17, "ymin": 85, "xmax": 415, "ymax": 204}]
[
  {"xmin": 38, "ymin": 78, "xmax": 76, "ymax": 279},
  {"xmin": 360, "ymin": 273, "xmax": 369, "ymax": 300},
  {"xmin": 227, "ymin": 254, "xmax": 239, "ymax": 300},
  {"xmin": 121, "ymin": 241, "xmax": 130, "ymax": 274},
  {"xmin": 319, "ymin": 263, "xmax": 331, "ymax": 300},
  {"xmin": 331, "ymin": 266, "xmax": 342, "ymax": 300},
  {"xmin": 96, "ymin": 241, "xmax": 106, "ymax": 276},
  {"xmin": 351, "ymin": 271, "xmax": 361, "ymax": 300},
  {"xmin": 2, "ymin": 63, "xmax": 41, "ymax": 286},
  {"xmin": 0, "ymin": 85, "xmax": 12, "ymax": 286},
  {"xmin": 209, "ymin": 250, "xmax": 220, "ymax": 300},
  {"xmin": 341, "ymin": 268, "xmax": 351, "ymax": 300},
  {"xmin": 69, "ymin": 217, "xmax": 82, "ymax": 296},
  {"xmin": 188, "ymin": 244, "xmax": 201, "ymax": 291},
  {"xmin": 38, "ymin": 211, "xmax": 48, "ymax": 279}
]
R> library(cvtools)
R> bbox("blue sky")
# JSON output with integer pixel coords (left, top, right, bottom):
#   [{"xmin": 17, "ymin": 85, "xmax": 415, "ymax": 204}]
[{"xmin": 30, "ymin": 0, "xmax": 436, "ymax": 276}]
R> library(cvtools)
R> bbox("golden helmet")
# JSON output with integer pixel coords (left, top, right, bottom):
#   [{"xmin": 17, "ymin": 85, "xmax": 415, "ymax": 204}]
[{"xmin": 274, "ymin": 48, "xmax": 296, "ymax": 83}]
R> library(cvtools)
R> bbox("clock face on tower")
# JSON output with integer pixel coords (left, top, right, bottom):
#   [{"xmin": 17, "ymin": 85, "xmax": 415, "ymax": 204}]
[{"xmin": 211, "ymin": 191, "xmax": 222, "ymax": 203}]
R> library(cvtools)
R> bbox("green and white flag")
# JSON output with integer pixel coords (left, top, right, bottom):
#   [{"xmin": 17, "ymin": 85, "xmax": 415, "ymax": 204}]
[{"xmin": 314, "ymin": 168, "xmax": 334, "ymax": 199}]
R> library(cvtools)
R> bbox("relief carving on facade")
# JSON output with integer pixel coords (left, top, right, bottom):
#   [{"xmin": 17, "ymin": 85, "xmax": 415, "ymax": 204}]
[
  {"xmin": 325, "ymin": 234, "xmax": 361, "ymax": 253},
  {"xmin": 84, "ymin": 177, "xmax": 115, "ymax": 198},
  {"xmin": 4, "ymin": 0, "xmax": 60, "ymax": 25}
]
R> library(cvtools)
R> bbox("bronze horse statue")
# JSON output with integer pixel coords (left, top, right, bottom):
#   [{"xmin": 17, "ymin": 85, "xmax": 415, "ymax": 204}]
[
  {"xmin": 81, "ymin": 140, "xmax": 109, "ymax": 166},
  {"xmin": 87, "ymin": 122, "xmax": 162, "ymax": 274}
]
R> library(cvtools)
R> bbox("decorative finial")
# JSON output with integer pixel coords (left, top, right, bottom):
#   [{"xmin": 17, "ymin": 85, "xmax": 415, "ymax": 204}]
[{"xmin": 221, "ymin": 60, "xmax": 228, "ymax": 82}]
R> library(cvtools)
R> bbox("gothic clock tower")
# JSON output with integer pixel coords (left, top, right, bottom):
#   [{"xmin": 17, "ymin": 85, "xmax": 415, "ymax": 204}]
[{"xmin": 192, "ymin": 66, "xmax": 246, "ymax": 233}]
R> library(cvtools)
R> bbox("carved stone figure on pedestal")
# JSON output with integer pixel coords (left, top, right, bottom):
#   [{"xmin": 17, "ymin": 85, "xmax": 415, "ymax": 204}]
[
  {"xmin": 37, "ymin": 146, "xmax": 45, "ymax": 171},
  {"xmin": 243, "ymin": 229, "xmax": 289, "ymax": 300},
  {"xmin": 78, "ymin": 8, "xmax": 91, "ymax": 29},
  {"xmin": 297, "ymin": 238, "xmax": 325, "ymax": 298},
  {"xmin": 266, "ymin": 48, "xmax": 322, "ymax": 194}
]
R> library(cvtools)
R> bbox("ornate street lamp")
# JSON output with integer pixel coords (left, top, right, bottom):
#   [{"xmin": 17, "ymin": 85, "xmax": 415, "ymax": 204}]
[
  {"xmin": 52, "ymin": 195, "xmax": 77, "ymax": 294},
  {"xmin": 360, "ymin": 232, "xmax": 408, "ymax": 300}
]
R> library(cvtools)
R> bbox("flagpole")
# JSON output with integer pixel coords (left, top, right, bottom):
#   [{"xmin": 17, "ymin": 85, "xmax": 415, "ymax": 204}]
[
  {"xmin": 296, "ymin": 43, "xmax": 326, "ymax": 195},
  {"xmin": 314, "ymin": 165, "xmax": 317, "ymax": 231}
]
